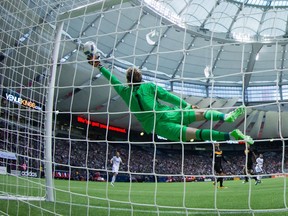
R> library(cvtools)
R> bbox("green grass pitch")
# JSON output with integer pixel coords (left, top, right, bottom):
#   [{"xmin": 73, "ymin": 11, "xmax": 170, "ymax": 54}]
[{"xmin": 0, "ymin": 175, "xmax": 288, "ymax": 215}]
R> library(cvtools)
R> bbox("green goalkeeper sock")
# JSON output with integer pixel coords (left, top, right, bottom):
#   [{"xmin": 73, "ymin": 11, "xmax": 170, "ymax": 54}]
[
  {"xmin": 204, "ymin": 110, "xmax": 225, "ymax": 121},
  {"xmin": 195, "ymin": 129, "xmax": 229, "ymax": 141}
]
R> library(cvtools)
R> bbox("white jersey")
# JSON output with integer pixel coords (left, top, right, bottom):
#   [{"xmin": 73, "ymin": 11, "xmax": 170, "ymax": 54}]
[
  {"xmin": 255, "ymin": 157, "xmax": 264, "ymax": 173},
  {"xmin": 111, "ymin": 156, "xmax": 122, "ymax": 173}
]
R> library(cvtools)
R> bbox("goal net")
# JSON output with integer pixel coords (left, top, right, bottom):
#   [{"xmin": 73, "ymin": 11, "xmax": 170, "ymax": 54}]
[{"xmin": 1, "ymin": 0, "xmax": 288, "ymax": 215}]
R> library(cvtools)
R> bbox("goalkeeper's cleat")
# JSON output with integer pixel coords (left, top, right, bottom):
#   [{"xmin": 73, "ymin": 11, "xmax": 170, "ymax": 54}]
[
  {"xmin": 230, "ymin": 129, "xmax": 254, "ymax": 145},
  {"xmin": 224, "ymin": 106, "xmax": 245, "ymax": 122}
]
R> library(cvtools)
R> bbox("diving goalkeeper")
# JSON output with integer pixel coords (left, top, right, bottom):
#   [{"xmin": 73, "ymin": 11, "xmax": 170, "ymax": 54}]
[{"xmin": 87, "ymin": 55, "xmax": 254, "ymax": 144}]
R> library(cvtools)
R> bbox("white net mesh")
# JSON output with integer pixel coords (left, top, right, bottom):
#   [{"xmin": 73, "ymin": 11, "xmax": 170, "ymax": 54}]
[
  {"xmin": 0, "ymin": 0, "xmax": 53, "ymax": 201},
  {"xmin": 1, "ymin": 0, "xmax": 288, "ymax": 215}
]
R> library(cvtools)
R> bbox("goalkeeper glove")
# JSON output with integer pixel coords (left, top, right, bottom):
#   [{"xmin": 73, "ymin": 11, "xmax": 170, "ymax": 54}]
[{"xmin": 87, "ymin": 54, "xmax": 102, "ymax": 68}]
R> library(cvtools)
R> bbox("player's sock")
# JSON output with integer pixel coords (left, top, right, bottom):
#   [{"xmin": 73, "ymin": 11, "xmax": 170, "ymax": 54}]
[
  {"xmin": 219, "ymin": 178, "xmax": 223, "ymax": 187},
  {"xmin": 224, "ymin": 106, "xmax": 245, "ymax": 122},
  {"xmin": 204, "ymin": 110, "xmax": 225, "ymax": 121},
  {"xmin": 195, "ymin": 129, "xmax": 230, "ymax": 141},
  {"xmin": 111, "ymin": 176, "xmax": 116, "ymax": 183},
  {"xmin": 230, "ymin": 129, "xmax": 254, "ymax": 145}
]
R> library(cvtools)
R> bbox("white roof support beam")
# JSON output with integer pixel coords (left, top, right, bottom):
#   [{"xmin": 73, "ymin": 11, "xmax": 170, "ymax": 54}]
[
  {"xmin": 199, "ymin": 0, "xmax": 221, "ymax": 29},
  {"xmin": 58, "ymin": 0, "xmax": 130, "ymax": 21},
  {"xmin": 280, "ymin": 112, "xmax": 288, "ymax": 137},
  {"xmin": 171, "ymin": 36, "xmax": 197, "ymax": 80},
  {"xmin": 106, "ymin": 12, "xmax": 146, "ymax": 58},
  {"xmin": 243, "ymin": 43, "xmax": 263, "ymax": 101},
  {"xmin": 226, "ymin": 4, "xmax": 243, "ymax": 37},
  {"xmin": 139, "ymin": 3, "xmax": 188, "ymax": 70},
  {"xmin": 261, "ymin": 111, "xmax": 279, "ymax": 139},
  {"xmin": 278, "ymin": 45, "xmax": 286, "ymax": 100},
  {"xmin": 249, "ymin": 110, "xmax": 264, "ymax": 138}
]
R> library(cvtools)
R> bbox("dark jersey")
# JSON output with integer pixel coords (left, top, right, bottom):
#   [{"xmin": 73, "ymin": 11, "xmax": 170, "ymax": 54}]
[
  {"xmin": 214, "ymin": 150, "xmax": 228, "ymax": 174},
  {"xmin": 245, "ymin": 149, "xmax": 255, "ymax": 170}
]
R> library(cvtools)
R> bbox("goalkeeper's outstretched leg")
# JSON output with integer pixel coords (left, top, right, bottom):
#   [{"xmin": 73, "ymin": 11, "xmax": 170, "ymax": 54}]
[
  {"xmin": 184, "ymin": 127, "xmax": 254, "ymax": 145},
  {"xmin": 192, "ymin": 106, "xmax": 245, "ymax": 123}
]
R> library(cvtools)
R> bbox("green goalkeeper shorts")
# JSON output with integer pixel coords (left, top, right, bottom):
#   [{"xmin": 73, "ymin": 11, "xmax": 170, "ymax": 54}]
[{"xmin": 155, "ymin": 107, "xmax": 196, "ymax": 142}]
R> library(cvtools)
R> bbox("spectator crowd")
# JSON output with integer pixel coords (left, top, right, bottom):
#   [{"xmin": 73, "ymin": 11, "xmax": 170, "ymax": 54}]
[{"xmin": 0, "ymin": 125, "xmax": 285, "ymax": 182}]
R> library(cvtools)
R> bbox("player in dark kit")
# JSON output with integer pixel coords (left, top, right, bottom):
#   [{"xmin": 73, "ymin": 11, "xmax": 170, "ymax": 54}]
[
  {"xmin": 212, "ymin": 143, "xmax": 230, "ymax": 188},
  {"xmin": 242, "ymin": 145, "xmax": 257, "ymax": 183}
]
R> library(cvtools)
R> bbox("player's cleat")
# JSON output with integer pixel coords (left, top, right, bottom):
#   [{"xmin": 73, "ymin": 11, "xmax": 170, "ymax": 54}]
[
  {"xmin": 224, "ymin": 106, "xmax": 245, "ymax": 122},
  {"xmin": 218, "ymin": 186, "xmax": 228, "ymax": 189},
  {"xmin": 242, "ymin": 180, "xmax": 248, "ymax": 184},
  {"xmin": 213, "ymin": 181, "xmax": 216, "ymax": 186},
  {"xmin": 110, "ymin": 182, "xmax": 114, "ymax": 187},
  {"xmin": 230, "ymin": 129, "xmax": 254, "ymax": 145},
  {"xmin": 255, "ymin": 180, "xmax": 261, "ymax": 185}
]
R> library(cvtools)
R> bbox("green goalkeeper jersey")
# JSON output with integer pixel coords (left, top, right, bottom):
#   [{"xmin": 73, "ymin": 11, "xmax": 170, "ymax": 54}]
[{"xmin": 99, "ymin": 66, "xmax": 189, "ymax": 133}]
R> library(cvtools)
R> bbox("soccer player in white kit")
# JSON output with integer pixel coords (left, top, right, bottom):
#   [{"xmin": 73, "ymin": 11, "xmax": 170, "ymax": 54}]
[
  {"xmin": 110, "ymin": 151, "xmax": 123, "ymax": 186},
  {"xmin": 255, "ymin": 153, "xmax": 264, "ymax": 185}
]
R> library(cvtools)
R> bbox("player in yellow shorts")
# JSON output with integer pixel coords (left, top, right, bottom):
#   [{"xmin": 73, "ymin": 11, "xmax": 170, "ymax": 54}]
[{"xmin": 87, "ymin": 55, "xmax": 254, "ymax": 144}]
